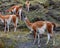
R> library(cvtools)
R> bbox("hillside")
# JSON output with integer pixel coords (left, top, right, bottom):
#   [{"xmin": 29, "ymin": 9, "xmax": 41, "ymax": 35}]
[
  {"xmin": 0, "ymin": 0, "xmax": 60, "ymax": 48},
  {"xmin": 0, "ymin": 0, "xmax": 60, "ymax": 26}
]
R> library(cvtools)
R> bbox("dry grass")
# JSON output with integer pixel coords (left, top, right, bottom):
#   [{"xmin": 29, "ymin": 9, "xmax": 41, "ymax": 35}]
[{"xmin": 0, "ymin": 30, "xmax": 60, "ymax": 48}]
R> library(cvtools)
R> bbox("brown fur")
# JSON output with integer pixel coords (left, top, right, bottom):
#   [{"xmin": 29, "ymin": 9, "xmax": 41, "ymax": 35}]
[
  {"xmin": 0, "ymin": 14, "xmax": 16, "ymax": 22},
  {"xmin": 6, "ymin": 5, "xmax": 22, "ymax": 14},
  {"xmin": 25, "ymin": 17, "xmax": 56, "ymax": 38},
  {"xmin": 0, "ymin": 14, "xmax": 17, "ymax": 32}
]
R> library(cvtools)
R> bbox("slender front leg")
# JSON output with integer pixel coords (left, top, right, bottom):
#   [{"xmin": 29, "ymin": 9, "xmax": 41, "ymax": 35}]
[
  {"xmin": 38, "ymin": 34, "xmax": 40, "ymax": 47},
  {"xmin": 53, "ymin": 36, "xmax": 55, "ymax": 45},
  {"xmin": 14, "ymin": 27, "xmax": 16, "ymax": 32},
  {"xmin": 4, "ymin": 21, "xmax": 6, "ymax": 32},
  {"xmin": 14, "ymin": 24, "xmax": 16, "ymax": 32},
  {"xmin": 14, "ymin": 22, "xmax": 17, "ymax": 32},
  {"xmin": 14, "ymin": 18, "xmax": 18, "ymax": 32},
  {"xmin": 52, "ymin": 32, "xmax": 55, "ymax": 45},
  {"xmin": 7, "ymin": 25, "xmax": 9, "ymax": 32},
  {"xmin": 33, "ymin": 32, "xmax": 37, "ymax": 45},
  {"xmin": 46, "ymin": 33, "xmax": 50, "ymax": 45},
  {"xmin": 4, "ymin": 25, "xmax": 6, "ymax": 32}
]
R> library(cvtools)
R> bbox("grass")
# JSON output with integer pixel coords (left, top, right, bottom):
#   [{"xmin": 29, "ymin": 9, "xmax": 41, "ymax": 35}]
[
  {"xmin": 0, "ymin": 0, "xmax": 60, "ymax": 48},
  {"xmin": 0, "ymin": 30, "xmax": 29, "ymax": 39},
  {"xmin": 0, "ymin": 30, "xmax": 60, "ymax": 48},
  {"xmin": 0, "ymin": 30, "xmax": 30, "ymax": 48}
]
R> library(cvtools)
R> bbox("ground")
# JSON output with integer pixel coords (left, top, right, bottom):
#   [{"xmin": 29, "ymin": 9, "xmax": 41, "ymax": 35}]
[
  {"xmin": 0, "ymin": 29, "xmax": 60, "ymax": 48},
  {"xmin": 0, "ymin": 0, "xmax": 60, "ymax": 48}
]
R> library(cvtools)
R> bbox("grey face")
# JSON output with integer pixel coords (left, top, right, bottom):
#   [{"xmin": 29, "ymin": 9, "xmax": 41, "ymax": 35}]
[{"xmin": 20, "ymin": 11, "xmax": 26, "ymax": 21}]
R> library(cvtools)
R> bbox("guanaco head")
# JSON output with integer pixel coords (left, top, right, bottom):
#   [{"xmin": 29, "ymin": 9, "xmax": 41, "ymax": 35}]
[{"xmin": 23, "ymin": 15, "xmax": 27, "ymax": 21}]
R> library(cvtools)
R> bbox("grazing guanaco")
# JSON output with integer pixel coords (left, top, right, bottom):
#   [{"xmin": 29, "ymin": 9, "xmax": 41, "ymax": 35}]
[
  {"xmin": 6, "ymin": 5, "xmax": 23, "ymax": 20},
  {"xmin": 24, "ymin": 16, "xmax": 56, "ymax": 47},
  {"xmin": 0, "ymin": 14, "xmax": 18, "ymax": 32}
]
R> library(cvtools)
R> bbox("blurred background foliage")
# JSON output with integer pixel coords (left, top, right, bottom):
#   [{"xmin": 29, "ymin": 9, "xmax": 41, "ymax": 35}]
[
  {"xmin": 0, "ymin": 0, "xmax": 60, "ymax": 48},
  {"xmin": 0, "ymin": 0, "xmax": 60, "ymax": 29}
]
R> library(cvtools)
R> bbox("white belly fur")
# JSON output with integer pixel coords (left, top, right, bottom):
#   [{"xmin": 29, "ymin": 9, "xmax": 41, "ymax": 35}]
[
  {"xmin": 37, "ymin": 23, "xmax": 46, "ymax": 34},
  {"xmin": 6, "ymin": 15, "xmax": 12, "ymax": 24},
  {"xmin": 12, "ymin": 8, "xmax": 16, "ymax": 13}
]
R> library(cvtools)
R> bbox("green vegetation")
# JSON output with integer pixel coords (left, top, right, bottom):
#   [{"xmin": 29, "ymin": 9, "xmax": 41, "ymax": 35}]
[
  {"xmin": 0, "ymin": 31, "xmax": 60, "ymax": 48},
  {"xmin": 0, "ymin": 0, "xmax": 60, "ymax": 48}
]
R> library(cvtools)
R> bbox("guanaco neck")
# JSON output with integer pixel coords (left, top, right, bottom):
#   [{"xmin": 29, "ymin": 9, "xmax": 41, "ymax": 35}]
[
  {"xmin": 0, "ymin": 14, "xmax": 4, "ymax": 19},
  {"xmin": 0, "ymin": 14, "xmax": 5, "ymax": 23},
  {"xmin": 24, "ymin": 17, "xmax": 32, "ymax": 27}
]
